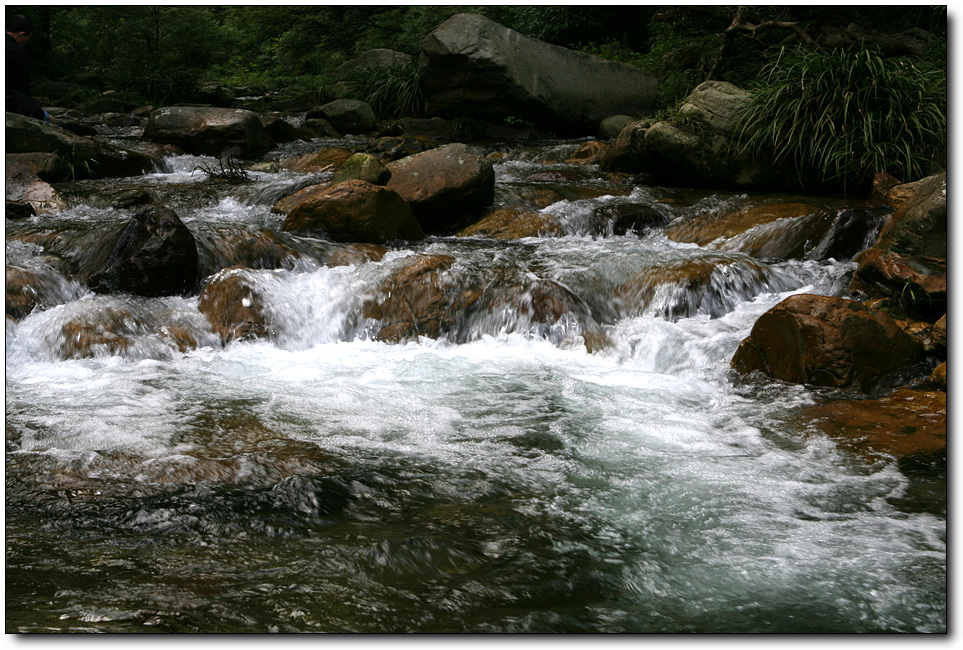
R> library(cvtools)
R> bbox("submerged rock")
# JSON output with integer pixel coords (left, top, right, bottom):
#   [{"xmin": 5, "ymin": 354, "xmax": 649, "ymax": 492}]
[
  {"xmin": 197, "ymin": 266, "xmax": 272, "ymax": 343},
  {"xmin": 457, "ymin": 207, "xmax": 564, "ymax": 240},
  {"xmin": 731, "ymin": 294, "xmax": 925, "ymax": 394}
]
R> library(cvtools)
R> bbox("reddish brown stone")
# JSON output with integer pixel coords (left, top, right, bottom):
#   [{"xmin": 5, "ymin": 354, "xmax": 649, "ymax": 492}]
[
  {"xmin": 197, "ymin": 267, "xmax": 271, "ymax": 343},
  {"xmin": 457, "ymin": 207, "xmax": 564, "ymax": 240},
  {"xmin": 801, "ymin": 389, "xmax": 946, "ymax": 461},
  {"xmin": 731, "ymin": 294, "xmax": 925, "ymax": 393},
  {"xmin": 277, "ymin": 147, "xmax": 354, "ymax": 173}
]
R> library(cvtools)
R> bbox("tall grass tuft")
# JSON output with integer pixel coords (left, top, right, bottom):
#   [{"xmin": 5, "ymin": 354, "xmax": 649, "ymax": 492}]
[
  {"xmin": 738, "ymin": 46, "xmax": 946, "ymax": 190},
  {"xmin": 342, "ymin": 61, "xmax": 424, "ymax": 120}
]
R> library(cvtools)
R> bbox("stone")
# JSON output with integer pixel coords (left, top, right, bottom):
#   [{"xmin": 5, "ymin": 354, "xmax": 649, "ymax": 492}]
[
  {"xmin": 310, "ymin": 99, "xmax": 377, "ymax": 135},
  {"xmin": 142, "ymin": 106, "xmax": 273, "ymax": 158},
  {"xmin": 565, "ymin": 141, "xmax": 608, "ymax": 165},
  {"xmin": 366, "ymin": 135, "xmax": 438, "ymax": 161},
  {"xmin": 5, "ymin": 153, "xmax": 69, "ymax": 215},
  {"xmin": 598, "ymin": 115, "xmax": 635, "ymax": 140},
  {"xmin": 800, "ymin": 388, "xmax": 946, "ymax": 461},
  {"xmin": 197, "ymin": 266, "xmax": 271, "ymax": 343},
  {"xmin": 282, "ymin": 179, "xmax": 424, "ymax": 244},
  {"xmin": 6, "ymin": 111, "xmax": 160, "ymax": 178},
  {"xmin": 385, "ymin": 143, "xmax": 495, "ymax": 234},
  {"xmin": 277, "ymin": 147, "xmax": 353, "ymax": 174},
  {"xmin": 731, "ymin": 294, "xmax": 925, "ymax": 393},
  {"xmin": 419, "ymin": 13, "xmax": 657, "ymax": 135},
  {"xmin": 456, "ymin": 207, "xmax": 564, "ymax": 240},
  {"xmin": 86, "ymin": 206, "xmax": 200, "ymax": 297},
  {"xmin": 330, "ymin": 153, "xmax": 391, "ymax": 186}
]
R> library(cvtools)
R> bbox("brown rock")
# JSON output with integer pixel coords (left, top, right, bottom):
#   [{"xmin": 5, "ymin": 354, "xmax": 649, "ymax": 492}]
[
  {"xmin": 278, "ymin": 147, "xmax": 353, "ymax": 174},
  {"xmin": 362, "ymin": 254, "xmax": 482, "ymax": 342},
  {"xmin": 197, "ymin": 267, "xmax": 271, "ymax": 343},
  {"xmin": 565, "ymin": 141, "xmax": 608, "ymax": 165},
  {"xmin": 272, "ymin": 183, "xmax": 331, "ymax": 215},
  {"xmin": 731, "ymin": 294, "xmax": 925, "ymax": 393},
  {"xmin": 800, "ymin": 389, "xmax": 946, "ymax": 460},
  {"xmin": 929, "ymin": 362, "xmax": 946, "ymax": 390},
  {"xmin": 386, "ymin": 143, "xmax": 495, "ymax": 233},
  {"xmin": 282, "ymin": 179, "xmax": 424, "ymax": 244},
  {"xmin": 457, "ymin": 207, "xmax": 564, "ymax": 239}
]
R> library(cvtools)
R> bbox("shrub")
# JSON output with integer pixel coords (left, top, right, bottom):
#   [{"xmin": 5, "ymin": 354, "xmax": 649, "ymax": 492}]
[
  {"xmin": 341, "ymin": 61, "xmax": 423, "ymax": 119},
  {"xmin": 738, "ymin": 46, "xmax": 946, "ymax": 190}
]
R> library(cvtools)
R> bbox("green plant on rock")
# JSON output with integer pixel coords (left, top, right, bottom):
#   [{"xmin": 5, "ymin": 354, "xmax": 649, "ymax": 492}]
[
  {"xmin": 342, "ymin": 61, "xmax": 424, "ymax": 119},
  {"xmin": 737, "ymin": 46, "xmax": 946, "ymax": 190},
  {"xmin": 54, "ymin": 145, "xmax": 99, "ymax": 180}
]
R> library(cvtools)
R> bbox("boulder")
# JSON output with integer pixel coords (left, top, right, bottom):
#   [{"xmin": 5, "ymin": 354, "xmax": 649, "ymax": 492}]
[
  {"xmin": 197, "ymin": 82, "xmax": 236, "ymax": 108},
  {"xmin": 6, "ymin": 112, "xmax": 160, "ymax": 178},
  {"xmin": 456, "ymin": 207, "xmax": 564, "ymax": 240},
  {"xmin": 142, "ymin": 106, "xmax": 273, "ymax": 158},
  {"xmin": 5, "ymin": 153, "xmax": 69, "ymax": 215},
  {"xmin": 850, "ymin": 173, "xmax": 946, "ymax": 319},
  {"xmin": 598, "ymin": 115, "xmax": 635, "ymax": 140},
  {"xmin": 282, "ymin": 179, "xmax": 424, "ymax": 244},
  {"xmin": 86, "ymin": 206, "xmax": 200, "ymax": 297},
  {"xmin": 336, "ymin": 48, "xmax": 413, "ymax": 79},
  {"xmin": 419, "ymin": 13, "xmax": 657, "ymax": 135},
  {"xmin": 309, "ymin": 99, "xmax": 377, "ymax": 135},
  {"xmin": 330, "ymin": 153, "xmax": 391, "ymax": 186},
  {"xmin": 297, "ymin": 118, "xmax": 342, "ymax": 139},
  {"xmin": 600, "ymin": 82, "xmax": 776, "ymax": 189},
  {"xmin": 272, "ymin": 183, "xmax": 331, "ymax": 215},
  {"xmin": 261, "ymin": 115, "xmax": 303, "ymax": 144},
  {"xmin": 197, "ymin": 266, "xmax": 271, "ymax": 343},
  {"xmin": 565, "ymin": 141, "xmax": 608, "ymax": 165},
  {"xmin": 731, "ymin": 294, "xmax": 925, "ymax": 393},
  {"xmin": 385, "ymin": 143, "xmax": 495, "ymax": 233},
  {"xmin": 5, "ymin": 263, "xmax": 79, "ymax": 320}
]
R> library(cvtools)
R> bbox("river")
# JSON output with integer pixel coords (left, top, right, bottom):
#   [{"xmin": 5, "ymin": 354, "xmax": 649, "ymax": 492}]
[{"xmin": 4, "ymin": 135, "xmax": 946, "ymax": 633}]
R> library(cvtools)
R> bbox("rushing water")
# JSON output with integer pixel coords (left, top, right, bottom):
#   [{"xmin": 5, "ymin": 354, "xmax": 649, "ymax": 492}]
[{"xmin": 4, "ymin": 137, "xmax": 946, "ymax": 633}]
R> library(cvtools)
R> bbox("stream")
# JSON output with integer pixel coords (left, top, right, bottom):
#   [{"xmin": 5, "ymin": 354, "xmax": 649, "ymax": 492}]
[{"xmin": 4, "ymin": 134, "xmax": 946, "ymax": 633}]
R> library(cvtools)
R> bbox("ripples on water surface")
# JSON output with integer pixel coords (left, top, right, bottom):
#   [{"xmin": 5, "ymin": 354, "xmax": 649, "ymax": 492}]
[{"xmin": 4, "ymin": 141, "xmax": 946, "ymax": 633}]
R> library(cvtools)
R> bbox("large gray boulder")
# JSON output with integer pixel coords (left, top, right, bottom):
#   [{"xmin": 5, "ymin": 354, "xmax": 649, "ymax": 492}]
[
  {"xmin": 309, "ymin": 99, "xmax": 377, "ymax": 135},
  {"xmin": 419, "ymin": 13, "xmax": 658, "ymax": 135},
  {"xmin": 142, "ymin": 106, "xmax": 273, "ymax": 158},
  {"xmin": 601, "ymin": 81, "xmax": 776, "ymax": 190}
]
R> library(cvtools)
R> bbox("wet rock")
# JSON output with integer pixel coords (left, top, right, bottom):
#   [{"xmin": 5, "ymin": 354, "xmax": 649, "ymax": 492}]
[
  {"xmin": 142, "ymin": 106, "xmax": 273, "ymax": 158},
  {"xmin": 850, "ymin": 173, "xmax": 946, "ymax": 319},
  {"xmin": 386, "ymin": 143, "xmax": 495, "ymax": 234},
  {"xmin": 731, "ymin": 294, "xmax": 925, "ymax": 393},
  {"xmin": 109, "ymin": 188, "xmax": 153, "ymax": 209},
  {"xmin": 309, "ymin": 99, "xmax": 377, "ymax": 135},
  {"xmin": 362, "ymin": 254, "xmax": 482, "ymax": 342},
  {"xmin": 456, "ymin": 207, "xmax": 564, "ymax": 240},
  {"xmin": 593, "ymin": 202, "xmax": 670, "ymax": 236},
  {"xmin": 5, "ymin": 153, "xmax": 69, "ymax": 215},
  {"xmin": 800, "ymin": 388, "xmax": 946, "ymax": 462},
  {"xmin": 5, "ymin": 263, "xmax": 79, "ymax": 320},
  {"xmin": 615, "ymin": 255, "xmax": 777, "ymax": 320},
  {"xmin": 197, "ymin": 266, "xmax": 271, "ymax": 343},
  {"xmin": 6, "ymin": 112, "xmax": 159, "ymax": 178},
  {"xmin": 667, "ymin": 199, "xmax": 883, "ymax": 262},
  {"xmin": 297, "ymin": 118, "xmax": 341, "ymax": 139},
  {"xmin": 330, "ymin": 153, "xmax": 391, "ymax": 186},
  {"xmin": 929, "ymin": 362, "xmax": 946, "ymax": 390},
  {"xmin": 565, "ymin": 141, "xmax": 608, "ymax": 165},
  {"xmin": 193, "ymin": 225, "xmax": 304, "ymax": 277},
  {"xmin": 86, "ymin": 206, "xmax": 200, "ymax": 297},
  {"xmin": 282, "ymin": 179, "xmax": 424, "ymax": 244},
  {"xmin": 277, "ymin": 147, "xmax": 353, "ymax": 174},
  {"xmin": 5, "ymin": 201, "xmax": 36, "ymax": 219},
  {"xmin": 197, "ymin": 82, "xmax": 236, "ymax": 108},
  {"xmin": 419, "ymin": 13, "xmax": 656, "ymax": 134},
  {"xmin": 272, "ymin": 183, "xmax": 331, "ymax": 215},
  {"xmin": 261, "ymin": 115, "xmax": 303, "ymax": 144},
  {"xmin": 365, "ymin": 135, "xmax": 438, "ymax": 162}
]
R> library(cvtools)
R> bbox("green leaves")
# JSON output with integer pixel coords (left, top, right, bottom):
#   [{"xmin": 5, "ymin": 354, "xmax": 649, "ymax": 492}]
[
  {"xmin": 342, "ymin": 61, "xmax": 424, "ymax": 119},
  {"xmin": 738, "ymin": 46, "xmax": 946, "ymax": 190}
]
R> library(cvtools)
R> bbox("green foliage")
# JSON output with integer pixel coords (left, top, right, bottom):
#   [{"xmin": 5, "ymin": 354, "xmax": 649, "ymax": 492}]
[
  {"xmin": 738, "ymin": 46, "xmax": 947, "ymax": 189},
  {"xmin": 54, "ymin": 145, "xmax": 99, "ymax": 180},
  {"xmin": 341, "ymin": 61, "xmax": 424, "ymax": 119}
]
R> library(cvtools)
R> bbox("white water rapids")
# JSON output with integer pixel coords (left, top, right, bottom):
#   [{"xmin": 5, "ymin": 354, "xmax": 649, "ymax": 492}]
[{"xmin": 4, "ymin": 145, "xmax": 946, "ymax": 633}]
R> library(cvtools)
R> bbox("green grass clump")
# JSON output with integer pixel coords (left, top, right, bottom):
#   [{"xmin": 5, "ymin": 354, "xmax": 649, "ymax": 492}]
[
  {"xmin": 342, "ymin": 61, "xmax": 424, "ymax": 119},
  {"xmin": 738, "ymin": 46, "xmax": 946, "ymax": 190}
]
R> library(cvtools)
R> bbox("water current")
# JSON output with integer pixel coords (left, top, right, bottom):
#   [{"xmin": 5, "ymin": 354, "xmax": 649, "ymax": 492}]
[{"xmin": 4, "ymin": 136, "xmax": 946, "ymax": 633}]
